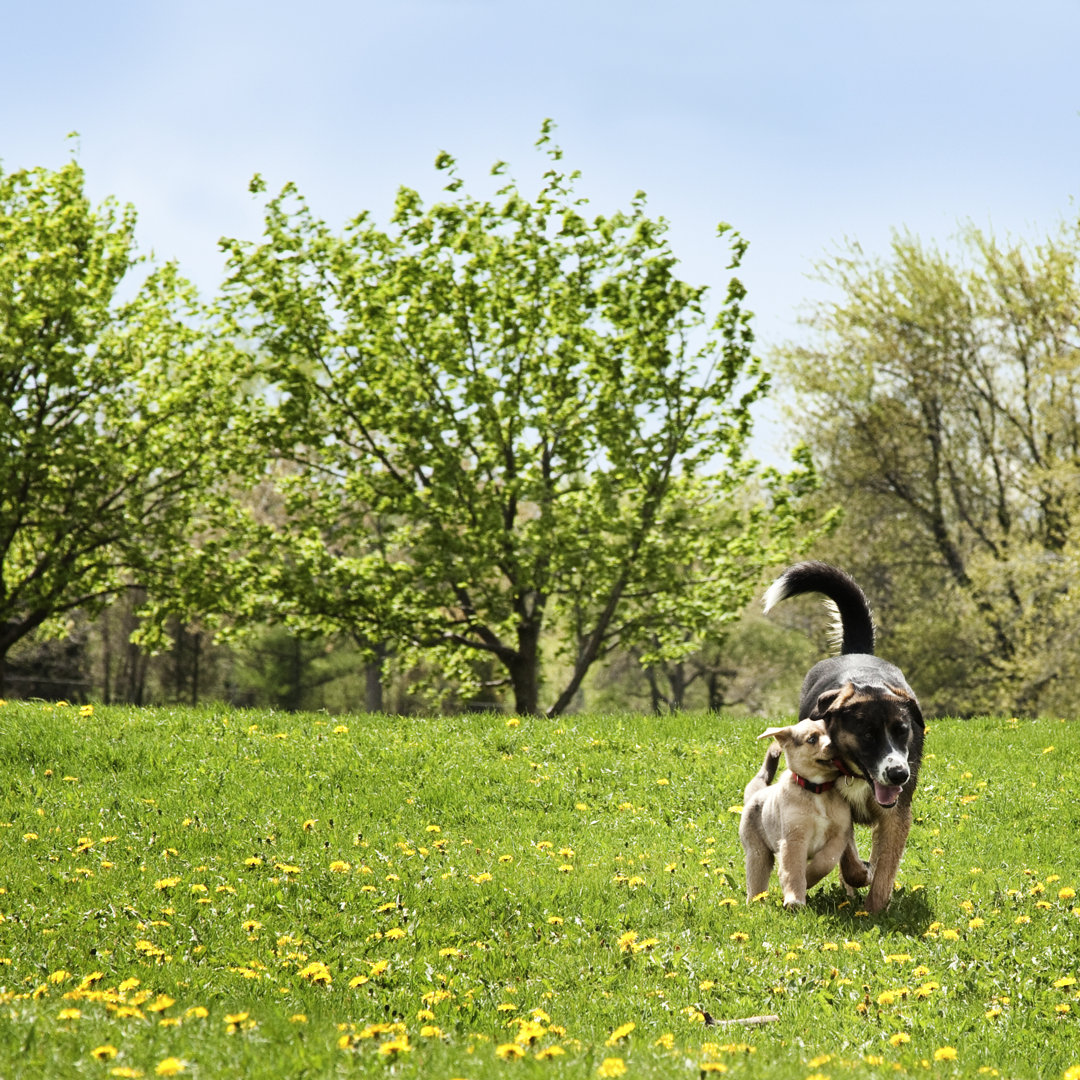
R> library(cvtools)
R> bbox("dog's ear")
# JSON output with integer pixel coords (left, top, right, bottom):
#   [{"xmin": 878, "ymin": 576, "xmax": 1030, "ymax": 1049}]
[
  {"xmin": 907, "ymin": 698, "xmax": 925, "ymax": 729},
  {"xmin": 808, "ymin": 687, "xmax": 844, "ymax": 719},
  {"xmin": 757, "ymin": 725, "xmax": 791, "ymax": 743},
  {"xmin": 885, "ymin": 683, "xmax": 925, "ymax": 729}
]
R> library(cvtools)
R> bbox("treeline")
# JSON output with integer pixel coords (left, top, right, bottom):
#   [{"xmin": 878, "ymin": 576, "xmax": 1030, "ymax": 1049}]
[
  {"xmin": 776, "ymin": 226, "xmax": 1080, "ymax": 717},
  {"xmin": 0, "ymin": 130, "xmax": 828, "ymax": 716},
  {"xmin": 4, "ymin": 131, "xmax": 1079, "ymax": 716}
]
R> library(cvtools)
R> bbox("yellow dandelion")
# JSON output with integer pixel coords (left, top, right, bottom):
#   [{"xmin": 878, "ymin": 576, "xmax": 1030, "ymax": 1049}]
[
  {"xmin": 536, "ymin": 1046, "xmax": 566, "ymax": 1060},
  {"xmin": 298, "ymin": 961, "xmax": 332, "ymax": 985},
  {"xmin": 606, "ymin": 1021, "xmax": 635, "ymax": 1046},
  {"xmin": 700, "ymin": 1065, "xmax": 728, "ymax": 1074},
  {"xmin": 58, "ymin": 1008, "xmax": 82, "ymax": 1021},
  {"xmin": 154, "ymin": 877, "xmax": 181, "ymax": 891},
  {"xmin": 1060, "ymin": 888, "xmax": 1077, "ymax": 901},
  {"xmin": 496, "ymin": 1043, "xmax": 526, "ymax": 1060},
  {"xmin": 91, "ymin": 1045, "xmax": 118, "ymax": 1061},
  {"xmin": 597, "ymin": 1057, "xmax": 627, "ymax": 1078},
  {"xmin": 933, "ymin": 1046, "xmax": 958, "ymax": 1061},
  {"xmin": 155, "ymin": 1059, "xmax": 186, "ymax": 1077},
  {"xmin": 378, "ymin": 1035, "xmax": 411, "ymax": 1057},
  {"xmin": 185, "ymin": 1006, "xmax": 208, "ymax": 1019},
  {"xmin": 889, "ymin": 1033, "xmax": 910, "ymax": 1046}
]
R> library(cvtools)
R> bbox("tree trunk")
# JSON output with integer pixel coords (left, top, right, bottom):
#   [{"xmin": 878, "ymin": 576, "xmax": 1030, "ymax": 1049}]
[
  {"xmin": 364, "ymin": 642, "xmax": 386, "ymax": 713},
  {"xmin": 506, "ymin": 622, "xmax": 541, "ymax": 715},
  {"xmin": 190, "ymin": 632, "xmax": 201, "ymax": 706}
]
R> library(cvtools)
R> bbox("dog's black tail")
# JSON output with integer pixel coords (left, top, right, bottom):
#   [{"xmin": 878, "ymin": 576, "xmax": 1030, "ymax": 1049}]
[{"xmin": 762, "ymin": 561, "xmax": 875, "ymax": 655}]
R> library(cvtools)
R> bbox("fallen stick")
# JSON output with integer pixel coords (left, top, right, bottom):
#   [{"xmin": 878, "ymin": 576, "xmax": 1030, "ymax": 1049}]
[{"xmin": 702, "ymin": 1011, "xmax": 780, "ymax": 1027}]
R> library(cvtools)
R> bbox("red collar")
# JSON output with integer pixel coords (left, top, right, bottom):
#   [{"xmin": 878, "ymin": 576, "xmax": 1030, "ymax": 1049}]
[
  {"xmin": 791, "ymin": 772, "xmax": 836, "ymax": 794},
  {"xmin": 831, "ymin": 757, "xmax": 860, "ymax": 780}
]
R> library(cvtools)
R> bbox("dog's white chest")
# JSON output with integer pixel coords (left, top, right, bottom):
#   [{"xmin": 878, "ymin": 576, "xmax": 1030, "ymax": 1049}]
[{"xmin": 802, "ymin": 798, "xmax": 836, "ymax": 855}]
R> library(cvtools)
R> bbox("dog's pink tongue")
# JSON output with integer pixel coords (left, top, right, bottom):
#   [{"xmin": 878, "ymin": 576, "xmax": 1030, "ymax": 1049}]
[{"xmin": 874, "ymin": 782, "xmax": 903, "ymax": 807}]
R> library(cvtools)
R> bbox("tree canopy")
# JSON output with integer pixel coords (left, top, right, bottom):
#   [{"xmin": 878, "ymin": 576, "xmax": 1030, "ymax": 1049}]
[
  {"xmin": 212, "ymin": 128, "xmax": 822, "ymax": 715},
  {"xmin": 777, "ymin": 224, "xmax": 1080, "ymax": 714},
  {"xmin": 0, "ymin": 158, "xmax": 249, "ymax": 693}
]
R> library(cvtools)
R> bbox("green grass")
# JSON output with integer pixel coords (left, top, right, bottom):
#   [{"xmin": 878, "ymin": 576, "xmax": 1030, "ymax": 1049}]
[{"xmin": 0, "ymin": 701, "xmax": 1076, "ymax": 1079}]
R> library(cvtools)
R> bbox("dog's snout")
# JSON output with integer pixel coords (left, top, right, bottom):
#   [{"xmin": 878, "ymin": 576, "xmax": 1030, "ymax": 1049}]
[{"xmin": 885, "ymin": 762, "xmax": 909, "ymax": 785}]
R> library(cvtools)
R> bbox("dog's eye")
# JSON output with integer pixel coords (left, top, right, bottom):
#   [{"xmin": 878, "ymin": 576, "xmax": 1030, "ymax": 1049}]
[{"xmin": 807, "ymin": 734, "xmax": 818, "ymax": 744}]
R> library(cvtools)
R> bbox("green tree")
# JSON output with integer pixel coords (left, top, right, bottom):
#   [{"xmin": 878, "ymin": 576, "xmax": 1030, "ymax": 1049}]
[
  {"xmin": 218, "ymin": 126, "xmax": 822, "ymax": 715},
  {"xmin": 778, "ymin": 225, "xmax": 1080, "ymax": 714},
  {"xmin": 0, "ymin": 158, "xmax": 249, "ymax": 693}
]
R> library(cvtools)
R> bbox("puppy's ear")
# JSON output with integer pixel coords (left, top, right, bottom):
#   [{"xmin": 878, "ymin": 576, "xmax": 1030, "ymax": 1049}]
[{"xmin": 757, "ymin": 726, "xmax": 792, "ymax": 743}]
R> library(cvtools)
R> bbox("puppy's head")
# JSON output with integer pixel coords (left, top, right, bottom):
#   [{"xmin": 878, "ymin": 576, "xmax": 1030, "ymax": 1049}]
[
  {"xmin": 809, "ymin": 682, "xmax": 922, "ymax": 807},
  {"xmin": 758, "ymin": 718, "xmax": 838, "ymax": 779}
]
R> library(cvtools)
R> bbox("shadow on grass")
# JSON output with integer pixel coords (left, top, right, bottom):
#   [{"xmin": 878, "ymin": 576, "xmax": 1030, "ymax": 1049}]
[{"xmin": 803, "ymin": 884, "xmax": 935, "ymax": 935}]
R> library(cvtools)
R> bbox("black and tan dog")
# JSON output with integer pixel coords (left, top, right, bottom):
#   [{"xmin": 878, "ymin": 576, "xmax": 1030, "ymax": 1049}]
[{"xmin": 763, "ymin": 561, "xmax": 924, "ymax": 912}]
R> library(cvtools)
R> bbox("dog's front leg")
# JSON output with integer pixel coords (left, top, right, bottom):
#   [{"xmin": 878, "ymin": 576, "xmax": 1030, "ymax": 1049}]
[
  {"xmin": 777, "ymin": 834, "xmax": 810, "ymax": 907},
  {"xmin": 839, "ymin": 822, "xmax": 870, "ymax": 892},
  {"xmin": 865, "ymin": 805, "xmax": 912, "ymax": 912}
]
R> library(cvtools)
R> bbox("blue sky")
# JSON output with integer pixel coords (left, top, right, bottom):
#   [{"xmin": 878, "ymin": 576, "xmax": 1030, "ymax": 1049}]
[{"xmin": 4, "ymin": 1, "xmax": 1079, "ymax": 458}]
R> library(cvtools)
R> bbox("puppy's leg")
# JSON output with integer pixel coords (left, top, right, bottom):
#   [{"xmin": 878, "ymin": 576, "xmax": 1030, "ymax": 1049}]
[
  {"xmin": 865, "ymin": 805, "xmax": 912, "ymax": 913},
  {"xmin": 744, "ymin": 838, "xmax": 774, "ymax": 903},
  {"xmin": 806, "ymin": 830, "xmax": 848, "ymax": 891},
  {"xmin": 777, "ymin": 833, "xmax": 810, "ymax": 907}
]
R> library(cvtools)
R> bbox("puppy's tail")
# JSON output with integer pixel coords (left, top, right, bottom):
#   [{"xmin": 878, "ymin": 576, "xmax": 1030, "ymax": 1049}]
[
  {"xmin": 743, "ymin": 741, "xmax": 783, "ymax": 802},
  {"xmin": 762, "ymin": 561, "xmax": 875, "ymax": 656}
]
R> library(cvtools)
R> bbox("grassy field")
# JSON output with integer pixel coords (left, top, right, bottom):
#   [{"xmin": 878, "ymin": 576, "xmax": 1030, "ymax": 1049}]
[{"xmin": 0, "ymin": 701, "xmax": 1076, "ymax": 1079}]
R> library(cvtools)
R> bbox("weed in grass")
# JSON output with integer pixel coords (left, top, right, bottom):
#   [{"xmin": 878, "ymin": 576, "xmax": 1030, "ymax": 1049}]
[{"xmin": 0, "ymin": 702, "xmax": 1075, "ymax": 1077}]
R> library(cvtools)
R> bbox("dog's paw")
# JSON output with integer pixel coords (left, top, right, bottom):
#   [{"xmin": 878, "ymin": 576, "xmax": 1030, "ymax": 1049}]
[{"xmin": 841, "ymin": 860, "xmax": 872, "ymax": 890}]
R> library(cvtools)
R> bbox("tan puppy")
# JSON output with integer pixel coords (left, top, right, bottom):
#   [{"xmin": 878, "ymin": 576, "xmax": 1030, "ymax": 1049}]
[{"xmin": 739, "ymin": 719, "xmax": 852, "ymax": 907}]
